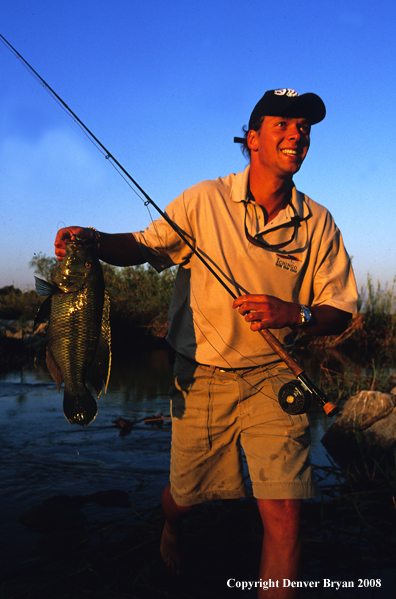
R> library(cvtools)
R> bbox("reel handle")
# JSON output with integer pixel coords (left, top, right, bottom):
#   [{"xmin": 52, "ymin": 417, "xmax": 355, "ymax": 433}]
[{"xmin": 258, "ymin": 329, "xmax": 338, "ymax": 417}]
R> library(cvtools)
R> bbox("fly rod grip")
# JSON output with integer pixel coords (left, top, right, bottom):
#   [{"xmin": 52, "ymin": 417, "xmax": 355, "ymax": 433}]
[{"xmin": 258, "ymin": 328, "xmax": 304, "ymax": 377}]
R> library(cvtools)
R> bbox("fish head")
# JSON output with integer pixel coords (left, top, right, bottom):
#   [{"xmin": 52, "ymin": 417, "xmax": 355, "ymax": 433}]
[{"xmin": 51, "ymin": 240, "xmax": 104, "ymax": 292}]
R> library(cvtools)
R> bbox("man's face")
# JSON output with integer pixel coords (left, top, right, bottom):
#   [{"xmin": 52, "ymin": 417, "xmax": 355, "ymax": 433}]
[{"xmin": 248, "ymin": 116, "xmax": 311, "ymax": 178}]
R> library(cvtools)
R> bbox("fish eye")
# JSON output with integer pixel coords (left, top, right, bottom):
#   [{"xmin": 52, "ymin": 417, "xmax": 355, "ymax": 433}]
[{"xmin": 85, "ymin": 262, "xmax": 91, "ymax": 268}]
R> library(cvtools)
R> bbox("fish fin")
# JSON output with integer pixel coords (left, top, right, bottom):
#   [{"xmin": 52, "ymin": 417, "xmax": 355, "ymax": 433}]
[
  {"xmin": 46, "ymin": 346, "xmax": 64, "ymax": 391},
  {"xmin": 87, "ymin": 291, "xmax": 111, "ymax": 396},
  {"xmin": 63, "ymin": 388, "xmax": 97, "ymax": 426},
  {"xmin": 34, "ymin": 296, "xmax": 52, "ymax": 330},
  {"xmin": 34, "ymin": 276, "xmax": 57, "ymax": 296}
]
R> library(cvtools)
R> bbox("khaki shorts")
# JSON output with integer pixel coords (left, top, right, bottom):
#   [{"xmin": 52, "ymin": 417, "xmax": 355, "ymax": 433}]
[{"xmin": 169, "ymin": 354, "xmax": 317, "ymax": 506}]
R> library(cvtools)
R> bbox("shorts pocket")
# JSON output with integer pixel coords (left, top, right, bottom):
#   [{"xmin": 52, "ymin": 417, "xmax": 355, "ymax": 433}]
[
  {"xmin": 170, "ymin": 356, "xmax": 211, "ymax": 453},
  {"xmin": 171, "ymin": 396, "xmax": 212, "ymax": 453}
]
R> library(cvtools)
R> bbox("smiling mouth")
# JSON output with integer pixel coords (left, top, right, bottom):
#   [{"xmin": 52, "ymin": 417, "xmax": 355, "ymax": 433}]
[{"xmin": 281, "ymin": 149, "xmax": 299, "ymax": 156}]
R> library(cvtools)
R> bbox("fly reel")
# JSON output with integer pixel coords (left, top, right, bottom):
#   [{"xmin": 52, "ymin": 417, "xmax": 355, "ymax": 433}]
[{"xmin": 278, "ymin": 380, "xmax": 312, "ymax": 415}]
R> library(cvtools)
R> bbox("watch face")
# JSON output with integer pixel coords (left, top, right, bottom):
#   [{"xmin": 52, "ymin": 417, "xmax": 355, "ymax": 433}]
[{"xmin": 301, "ymin": 305, "xmax": 312, "ymax": 324}]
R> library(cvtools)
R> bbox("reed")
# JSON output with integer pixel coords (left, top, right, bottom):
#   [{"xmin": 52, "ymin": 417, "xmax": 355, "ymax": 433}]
[
  {"xmin": 317, "ymin": 354, "xmax": 396, "ymax": 404},
  {"xmin": 359, "ymin": 274, "xmax": 396, "ymax": 349}
]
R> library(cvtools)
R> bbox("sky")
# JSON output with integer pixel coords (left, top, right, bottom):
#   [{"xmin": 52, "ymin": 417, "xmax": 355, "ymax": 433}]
[{"xmin": 1, "ymin": 0, "xmax": 395, "ymax": 296}]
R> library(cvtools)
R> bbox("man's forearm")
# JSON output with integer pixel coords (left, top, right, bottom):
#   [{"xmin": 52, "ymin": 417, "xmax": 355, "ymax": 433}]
[
  {"xmin": 233, "ymin": 295, "xmax": 353, "ymax": 337},
  {"xmin": 96, "ymin": 232, "xmax": 145, "ymax": 266},
  {"xmin": 302, "ymin": 305, "xmax": 352, "ymax": 337}
]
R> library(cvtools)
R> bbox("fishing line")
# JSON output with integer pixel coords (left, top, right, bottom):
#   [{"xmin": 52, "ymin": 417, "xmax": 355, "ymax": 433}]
[{"xmin": 1, "ymin": 33, "xmax": 338, "ymax": 416}]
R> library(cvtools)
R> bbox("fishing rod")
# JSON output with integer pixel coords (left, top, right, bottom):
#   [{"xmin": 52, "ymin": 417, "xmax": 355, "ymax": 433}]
[{"xmin": 1, "ymin": 34, "xmax": 338, "ymax": 417}]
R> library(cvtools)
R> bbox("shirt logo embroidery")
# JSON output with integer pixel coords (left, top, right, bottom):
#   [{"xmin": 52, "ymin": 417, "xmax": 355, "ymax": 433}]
[{"xmin": 275, "ymin": 253, "xmax": 301, "ymax": 273}]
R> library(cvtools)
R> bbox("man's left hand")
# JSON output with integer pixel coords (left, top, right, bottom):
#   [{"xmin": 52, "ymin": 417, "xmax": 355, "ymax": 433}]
[{"xmin": 232, "ymin": 294, "xmax": 300, "ymax": 331}]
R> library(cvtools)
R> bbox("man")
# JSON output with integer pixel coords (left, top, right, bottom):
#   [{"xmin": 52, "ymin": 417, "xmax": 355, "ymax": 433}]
[{"xmin": 55, "ymin": 89, "xmax": 358, "ymax": 598}]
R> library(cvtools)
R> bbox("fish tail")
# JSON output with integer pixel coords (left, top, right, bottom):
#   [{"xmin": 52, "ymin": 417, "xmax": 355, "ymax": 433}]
[{"xmin": 63, "ymin": 388, "xmax": 98, "ymax": 426}]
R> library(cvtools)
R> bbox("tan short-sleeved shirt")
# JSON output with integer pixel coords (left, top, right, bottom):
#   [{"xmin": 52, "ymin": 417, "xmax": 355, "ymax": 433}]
[{"xmin": 133, "ymin": 166, "xmax": 358, "ymax": 368}]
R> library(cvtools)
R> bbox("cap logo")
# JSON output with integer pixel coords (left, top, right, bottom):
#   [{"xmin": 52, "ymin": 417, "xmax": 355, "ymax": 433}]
[{"xmin": 274, "ymin": 89, "xmax": 299, "ymax": 97}]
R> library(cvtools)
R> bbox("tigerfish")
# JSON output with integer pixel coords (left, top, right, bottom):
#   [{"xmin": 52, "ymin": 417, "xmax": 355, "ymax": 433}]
[{"xmin": 35, "ymin": 239, "xmax": 111, "ymax": 426}]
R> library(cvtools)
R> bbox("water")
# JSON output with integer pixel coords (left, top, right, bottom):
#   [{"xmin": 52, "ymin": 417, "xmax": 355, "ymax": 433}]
[
  {"xmin": 0, "ymin": 350, "xmax": 334, "ymax": 575},
  {"xmin": 0, "ymin": 350, "xmax": 174, "ymax": 574}
]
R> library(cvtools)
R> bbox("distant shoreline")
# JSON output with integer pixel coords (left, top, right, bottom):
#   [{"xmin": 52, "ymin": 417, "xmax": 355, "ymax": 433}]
[{"xmin": 0, "ymin": 318, "xmax": 169, "ymax": 371}]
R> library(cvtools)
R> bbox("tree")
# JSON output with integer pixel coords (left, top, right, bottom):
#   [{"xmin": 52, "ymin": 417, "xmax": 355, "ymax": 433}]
[{"xmin": 29, "ymin": 253, "xmax": 58, "ymax": 282}]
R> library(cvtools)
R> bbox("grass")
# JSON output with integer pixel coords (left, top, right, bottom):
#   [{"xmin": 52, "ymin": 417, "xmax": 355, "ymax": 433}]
[
  {"xmin": 298, "ymin": 274, "xmax": 396, "ymax": 357},
  {"xmin": 312, "ymin": 443, "xmax": 396, "ymax": 587},
  {"xmin": 315, "ymin": 355, "xmax": 396, "ymax": 405}
]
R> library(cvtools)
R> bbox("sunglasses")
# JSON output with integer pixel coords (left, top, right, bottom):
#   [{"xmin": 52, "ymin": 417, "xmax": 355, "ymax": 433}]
[{"xmin": 243, "ymin": 193, "xmax": 307, "ymax": 251}]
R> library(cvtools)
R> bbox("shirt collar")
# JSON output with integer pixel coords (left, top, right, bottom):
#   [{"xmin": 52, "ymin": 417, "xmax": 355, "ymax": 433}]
[{"xmin": 230, "ymin": 164, "xmax": 310, "ymax": 223}]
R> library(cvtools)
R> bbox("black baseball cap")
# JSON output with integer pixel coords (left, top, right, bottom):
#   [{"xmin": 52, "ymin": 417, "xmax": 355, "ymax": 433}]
[{"xmin": 248, "ymin": 88, "xmax": 326, "ymax": 128}]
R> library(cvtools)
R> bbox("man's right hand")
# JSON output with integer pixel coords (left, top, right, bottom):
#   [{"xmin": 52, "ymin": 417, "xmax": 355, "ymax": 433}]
[
  {"xmin": 54, "ymin": 227, "xmax": 145, "ymax": 267},
  {"xmin": 54, "ymin": 226, "xmax": 95, "ymax": 261}
]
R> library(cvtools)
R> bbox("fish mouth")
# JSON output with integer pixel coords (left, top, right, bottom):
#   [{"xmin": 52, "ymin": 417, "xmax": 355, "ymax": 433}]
[{"xmin": 68, "ymin": 238, "xmax": 95, "ymax": 248}]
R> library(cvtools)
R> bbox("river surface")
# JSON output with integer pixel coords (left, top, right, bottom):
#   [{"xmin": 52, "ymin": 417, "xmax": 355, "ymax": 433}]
[{"xmin": 0, "ymin": 349, "xmax": 336, "ymax": 575}]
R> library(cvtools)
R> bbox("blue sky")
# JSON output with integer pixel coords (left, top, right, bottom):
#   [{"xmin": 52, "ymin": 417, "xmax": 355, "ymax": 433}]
[{"xmin": 1, "ymin": 0, "xmax": 395, "ymax": 296}]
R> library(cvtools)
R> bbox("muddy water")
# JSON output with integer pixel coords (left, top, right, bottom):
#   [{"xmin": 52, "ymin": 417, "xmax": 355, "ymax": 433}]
[{"xmin": 0, "ymin": 349, "xmax": 334, "ymax": 574}]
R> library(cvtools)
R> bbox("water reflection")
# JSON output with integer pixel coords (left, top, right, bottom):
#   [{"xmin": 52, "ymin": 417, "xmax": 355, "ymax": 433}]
[{"xmin": 107, "ymin": 348, "xmax": 173, "ymax": 404}]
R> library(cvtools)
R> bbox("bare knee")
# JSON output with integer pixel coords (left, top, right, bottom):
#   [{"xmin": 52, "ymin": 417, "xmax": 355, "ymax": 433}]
[{"xmin": 257, "ymin": 498, "xmax": 301, "ymax": 540}]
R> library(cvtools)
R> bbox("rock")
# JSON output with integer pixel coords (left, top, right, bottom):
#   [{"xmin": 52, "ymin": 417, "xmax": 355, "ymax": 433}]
[
  {"xmin": 0, "ymin": 319, "xmax": 34, "ymax": 338},
  {"xmin": 18, "ymin": 490, "xmax": 130, "ymax": 533},
  {"xmin": 362, "ymin": 408, "xmax": 396, "ymax": 449},
  {"xmin": 322, "ymin": 390, "xmax": 396, "ymax": 463},
  {"xmin": 18, "ymin": 495, "xmax": 85, "ymax": 533},
  {"xmin": 85, "ymin": 489, "xmax": 131, "ymax": 508},
  {"xmin": 335, "ymin": 390, "xmax": 396, "ymax": 430},
  {"xmin": 1, "ymin": 318, "xmax": 39, "ymax": 335}
]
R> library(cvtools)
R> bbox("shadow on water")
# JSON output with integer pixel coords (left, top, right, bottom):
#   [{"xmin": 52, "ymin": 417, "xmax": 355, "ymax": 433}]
[{"xmin": 0, "ymin": 347, "xmax": 395, "ymax": 597}]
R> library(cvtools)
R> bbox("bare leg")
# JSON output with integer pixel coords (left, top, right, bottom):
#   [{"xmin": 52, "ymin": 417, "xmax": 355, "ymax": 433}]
[
  {"xmin": 160, "ymin": 484, "xmax": 193, "ymax": 573},
  {"xmin": 257, "ymin": 498, "xmax": 302, "ymax": 599}
]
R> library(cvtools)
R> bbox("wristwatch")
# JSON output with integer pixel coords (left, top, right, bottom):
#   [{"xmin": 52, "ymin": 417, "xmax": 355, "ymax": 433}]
[{"xmin": 298, "ymin": 304, "xmax": 312, "ymax": 327}]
